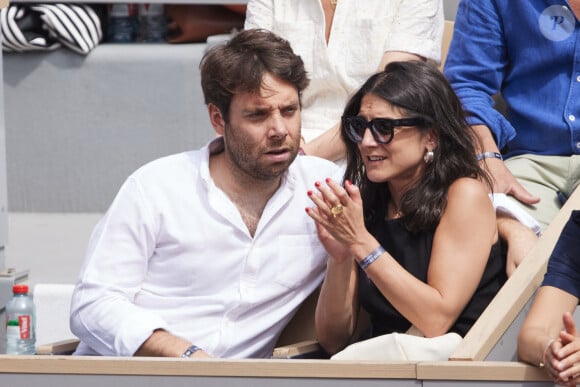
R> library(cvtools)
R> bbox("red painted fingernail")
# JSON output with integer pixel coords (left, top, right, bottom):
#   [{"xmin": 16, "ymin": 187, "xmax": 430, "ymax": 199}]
[
  {"xmin": 315, "ymin": 181, "xmax": 321, "ymax": 187},
  {"xmin": 325, "ymin": 178, "xmax": 330, "ymax": 183},
  {"xmin": 305, "ymin": 208, "xmax": 310, "ymax": 213},
  {"xmin": 346, "ymin": 179, "xmax": 352, "ymax": 185},
  {"xmin": 307, "ymin": 190, "xmax": 313, "ymax": 196}
]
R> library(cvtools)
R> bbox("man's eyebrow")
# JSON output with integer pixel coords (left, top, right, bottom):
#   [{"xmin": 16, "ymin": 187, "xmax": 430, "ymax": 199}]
[{"xmin": 243, "ymin": 106, "xmax": 271, "ymax": 114}]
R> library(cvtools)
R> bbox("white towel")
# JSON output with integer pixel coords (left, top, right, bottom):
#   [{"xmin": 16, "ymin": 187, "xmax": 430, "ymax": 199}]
[{"xmin": 330, "ymin": 332, "xmax": 463, "ymax": 361}]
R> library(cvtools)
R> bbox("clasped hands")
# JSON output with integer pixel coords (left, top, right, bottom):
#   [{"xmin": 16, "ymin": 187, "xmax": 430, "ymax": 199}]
[
  {"xmin": 305, "ymin": 178, "xmax": 373, "ymax": 262},
  {"xmin": 543, "ymin": 312, "xmax": 580, "ymax": 386}
]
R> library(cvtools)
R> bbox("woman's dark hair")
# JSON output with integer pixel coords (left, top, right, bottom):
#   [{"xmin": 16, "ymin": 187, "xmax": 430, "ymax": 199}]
[
  {"xmin": 342, "ymin": 61, "xmax": 492, "ymax": 232},
  {"xmin": 200, "ymin": 28, "xmax": 310, "ymax": 122}
]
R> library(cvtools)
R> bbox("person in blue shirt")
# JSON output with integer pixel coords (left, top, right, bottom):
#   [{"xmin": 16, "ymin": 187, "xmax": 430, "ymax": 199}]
[
  {"xmin": 518, "ymin": 210, "xmax": 580, "ymax": 385},
  {"xmin": 444, "ymin": 0, "xmax": 580, "ymax": 230}
]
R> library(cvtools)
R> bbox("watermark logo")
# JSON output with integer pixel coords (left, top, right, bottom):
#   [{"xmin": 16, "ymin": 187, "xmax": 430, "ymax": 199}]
[{"xmin": 539, "ymin": 5, "xmax": 575, "ymax": 41}]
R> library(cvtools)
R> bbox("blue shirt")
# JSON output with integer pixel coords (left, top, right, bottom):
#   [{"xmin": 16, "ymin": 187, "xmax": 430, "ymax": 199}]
[
  {"xmin": 444, "ymin": 0, "xmax": 580, "ymax": 158},
  {"xmin": 542, "ymin": 210, "xmax": 580, "ymax": 298}
]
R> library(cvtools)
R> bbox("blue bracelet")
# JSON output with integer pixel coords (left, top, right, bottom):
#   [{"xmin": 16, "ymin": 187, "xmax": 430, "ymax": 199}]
[
  {"xmin": 358, "ymin": 246, "xmax": 386, "ymax": 270},
  {"xmin": 182, "ymin": 345, "xmax": 202, "ymax": 358},
  {"xmin": 476, "ymin": 152, "xmax": 503, "ymax": 161}
]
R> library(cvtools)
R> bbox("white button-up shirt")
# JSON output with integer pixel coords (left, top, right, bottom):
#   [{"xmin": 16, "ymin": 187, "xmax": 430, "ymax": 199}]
[
  {"xmin": 70, "ymin": 140, "xmax": 341, "ymax": 358},
  {"xmin": 245, "ymin": 0, "xmax": 444, "ymax": 141}
]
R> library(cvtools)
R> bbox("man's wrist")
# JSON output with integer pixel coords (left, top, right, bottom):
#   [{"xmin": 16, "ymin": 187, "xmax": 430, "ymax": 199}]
[
  {"xmin": 182, "ymin": 345, "xmax": 203, "ymax": 358},
  {"xmin": 476, "ymin": 152, "xmax": 503, "ymax": 161}
]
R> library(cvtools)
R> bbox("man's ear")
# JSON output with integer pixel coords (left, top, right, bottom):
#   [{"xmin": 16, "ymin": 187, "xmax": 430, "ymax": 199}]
[{"xmin": 208, "ymin": 103, "xmax": 226, "ymax": 136}]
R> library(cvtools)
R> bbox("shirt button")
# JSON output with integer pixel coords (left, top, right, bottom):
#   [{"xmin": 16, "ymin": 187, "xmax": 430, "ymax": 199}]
[
  {"xmin": 577, "ymin": 75, "xmax": 580, "ymax": 82},
  {"xmin": 569, "ymin": 114, "xmax": 576, "ymax": 121},
  {"xmin": 577, "ymin": 142, "xmax": 580, "ymax": 149}
]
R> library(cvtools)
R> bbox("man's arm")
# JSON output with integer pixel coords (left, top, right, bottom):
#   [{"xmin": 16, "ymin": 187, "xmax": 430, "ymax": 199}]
[
  {"xmin": 444, "ymin": 2, "xmax": 538, "ymax": 205},
  {"xmin": 474, "ymin": 124, "xmax": 539, "ymax": 205},
  {"xmin": 135, "ymin": 329, "xmax": 212, "ymax": 358}
]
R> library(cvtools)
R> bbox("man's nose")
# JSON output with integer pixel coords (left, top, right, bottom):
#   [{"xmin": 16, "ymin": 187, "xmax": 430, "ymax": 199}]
[{"xmin": 268, "ymin": 114, "xmax": 289, "ymax": 138}]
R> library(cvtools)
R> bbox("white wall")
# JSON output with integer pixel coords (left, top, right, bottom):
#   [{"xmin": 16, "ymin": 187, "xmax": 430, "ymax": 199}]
[{"xmin": 5, "ymin": 213, "xmax": 102, "ymax": 287}]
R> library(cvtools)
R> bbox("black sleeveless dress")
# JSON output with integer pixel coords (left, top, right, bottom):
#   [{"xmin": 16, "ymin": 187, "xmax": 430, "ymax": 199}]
[{"xmin": 358, "ymin": 216, "xmax": 507, "ymax": 338}]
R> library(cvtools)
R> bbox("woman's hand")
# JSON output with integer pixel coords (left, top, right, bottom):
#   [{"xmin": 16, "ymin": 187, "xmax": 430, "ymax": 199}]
[
  {"xmin": 306, "ymin": 179, "xmax": 375, "ymax": 257},
  {"xmin": 306, "ymin": 178, "xmax": 364, "ymax": 246},
  {"xmin": 312, "ymin": 219, "xmax": 351, "ymax": 264}
]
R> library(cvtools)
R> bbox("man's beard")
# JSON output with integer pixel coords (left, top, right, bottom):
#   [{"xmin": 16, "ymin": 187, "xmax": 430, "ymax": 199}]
[{"xmin": 223, "ymin": 124, "xmax": 299, "ymax": 181}]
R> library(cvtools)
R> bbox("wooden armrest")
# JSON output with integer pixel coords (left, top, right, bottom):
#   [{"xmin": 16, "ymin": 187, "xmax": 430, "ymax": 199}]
[
  {"xmin": 36, "ymin": 338, "xmax": 80, "ymax": 355},
  {"xmin": 272, "ymin": 340, "xmax": 323, "ymax": 359}
]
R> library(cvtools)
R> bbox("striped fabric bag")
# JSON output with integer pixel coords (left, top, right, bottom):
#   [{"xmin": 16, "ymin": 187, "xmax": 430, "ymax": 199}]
[{"xmin": 0, "ymin": 3, "xmax": 103, "ymax": 54}]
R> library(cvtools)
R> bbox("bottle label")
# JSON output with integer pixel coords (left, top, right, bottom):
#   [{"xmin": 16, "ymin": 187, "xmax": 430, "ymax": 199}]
[
  {"xmin": 7, "ymin": 316, "xmax": 31, "ymax": 339},
  {"xmin": 19, "ymin": 315, "xmax": 31, "ymax": 339}
]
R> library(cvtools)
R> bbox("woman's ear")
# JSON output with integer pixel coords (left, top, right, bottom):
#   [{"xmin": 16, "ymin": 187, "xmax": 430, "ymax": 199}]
[
  {"xmin": 208, "ymin": 103, "xmax": 226, "ymax": 136},
  {"xmin": 426, "ymin": 130, "xmax": 439, "ymax": 151}
]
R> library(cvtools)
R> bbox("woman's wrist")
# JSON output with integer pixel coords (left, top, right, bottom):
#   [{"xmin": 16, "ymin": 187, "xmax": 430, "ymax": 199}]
[
  {"xmin": 539, "ymin": 338, "xmax": 556, "ymax": 368},
  {"xmin": 350, "ymin": 237, "xmax": 383, "ymax": 264}
]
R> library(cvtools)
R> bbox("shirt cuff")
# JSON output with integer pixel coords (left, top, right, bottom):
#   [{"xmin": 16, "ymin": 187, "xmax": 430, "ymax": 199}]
[{"xmin": 490, "ymin": 193, "xmax": 542, "ymax": 236}]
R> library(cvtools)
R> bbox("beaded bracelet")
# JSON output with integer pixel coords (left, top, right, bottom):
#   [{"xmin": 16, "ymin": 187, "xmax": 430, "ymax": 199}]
[
  {"xmin": 476, "ymin": 152, "xmax": 503, "ymax": 161},
  {"xmin": 358, "ymin": 246, "xmax": 386, "ymax": 270},
  {"xmin": 539, "ymin": 338, "xmax": 555, "ymax": 368}
]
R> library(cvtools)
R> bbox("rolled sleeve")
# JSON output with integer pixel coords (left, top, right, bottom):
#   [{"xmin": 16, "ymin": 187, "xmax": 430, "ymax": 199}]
[
  {"xmin": 70, "ymin": 176, "xmax": 169, "ymax": 356},
  {"xmin": 386, "ymin": 0, "xmax": 444, "ymax": 63},
  {"xmin": 244, "ymin": 0, "xmax": 273, "ymax": 30},
  {"xmin": 444, "ymin": 0, "xmax": 516, "ymax": 148}
]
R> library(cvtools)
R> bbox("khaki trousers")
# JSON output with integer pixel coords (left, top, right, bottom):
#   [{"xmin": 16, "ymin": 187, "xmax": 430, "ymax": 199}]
[{"xmin": 505, "ymin": 154, "xmax": 580, "ymax": 230}]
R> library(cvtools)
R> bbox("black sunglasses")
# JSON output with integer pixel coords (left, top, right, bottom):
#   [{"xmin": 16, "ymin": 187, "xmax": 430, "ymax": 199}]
[{"xmin": 342, "ymin": 115, "xmax": 427, "ymax": 144}]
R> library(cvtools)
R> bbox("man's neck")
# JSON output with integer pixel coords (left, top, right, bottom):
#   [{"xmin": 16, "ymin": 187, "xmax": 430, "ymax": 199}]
[{"xmin": 209, "ymin": 152, "xmax": 282, "ymax": 237}]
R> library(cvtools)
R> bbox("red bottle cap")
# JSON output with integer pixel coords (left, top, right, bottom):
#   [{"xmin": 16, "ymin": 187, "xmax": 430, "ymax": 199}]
[{"xmin": 12, "ymin": 284, "xmax": 29, "ymax": 294}]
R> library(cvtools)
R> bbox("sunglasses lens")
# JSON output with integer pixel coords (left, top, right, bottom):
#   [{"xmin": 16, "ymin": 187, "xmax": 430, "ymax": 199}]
[
  {"xmin": 344, "ymin": 116, "xmax": 366, "ymax": 143},
  {"xmin": 371, "ymin": 119, "xmax": 394, "ymax": 144}
]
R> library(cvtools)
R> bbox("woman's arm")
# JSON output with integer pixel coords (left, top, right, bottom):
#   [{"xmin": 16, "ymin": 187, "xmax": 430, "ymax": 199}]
[
  {"xmin": 315, "ymin": 256, "xmax": 359, "ymax": 355},
  {"xmin": 363, "ymin": 178, "xmax": 497, "ymax": 337},
  {"xmin": 308, "ymin": 178, "xmax": 496, "ymax": 341}
]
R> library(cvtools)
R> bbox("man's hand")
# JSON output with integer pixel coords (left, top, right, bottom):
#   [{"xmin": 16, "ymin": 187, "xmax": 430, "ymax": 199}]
[
  {"xmin": 472, "ymin": 124, "xmax": 540, "ymax": 205},
  {"xmin": 484, "ymin": 157, "xmax": 540, "ymax": 205}
]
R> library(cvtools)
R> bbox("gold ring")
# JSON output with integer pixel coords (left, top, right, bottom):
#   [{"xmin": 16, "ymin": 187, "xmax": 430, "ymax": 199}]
[{"xmin": 330, "ymin": 204, "xmax": 343, "ymax": 217}]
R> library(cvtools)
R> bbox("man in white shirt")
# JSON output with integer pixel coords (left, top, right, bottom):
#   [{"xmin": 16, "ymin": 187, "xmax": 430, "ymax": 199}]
[{"xmin": 69, "ymin": 29, "xmax": 340, "ymax": 359}]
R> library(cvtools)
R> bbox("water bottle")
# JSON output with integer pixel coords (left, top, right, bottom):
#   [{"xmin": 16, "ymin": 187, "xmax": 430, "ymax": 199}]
[
  {"xmin": 5, "ymin": 284, "xmax": 36, "ymax": 355},
  {"xmin": 107, "ymin": 3, "xmax": 138, "ymax": 43},
  {"xmin": 137, "ymin": 4, "xmax": 166, "ymax": 43}
]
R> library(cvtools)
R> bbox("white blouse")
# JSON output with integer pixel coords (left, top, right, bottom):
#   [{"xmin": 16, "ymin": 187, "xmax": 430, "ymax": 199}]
[{"xmin": 245, "ymin": 0, "xmax": 444, "ymax": 141}]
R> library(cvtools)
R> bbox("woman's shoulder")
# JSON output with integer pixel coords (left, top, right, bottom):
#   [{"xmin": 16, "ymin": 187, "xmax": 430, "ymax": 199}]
[
  {"xmin": 445, "ymin": 177, "xmax": 493, "ymax": 215},
  {"xmin": 447, "ymin": 177, "xmax": 489, "ymax": 200}
]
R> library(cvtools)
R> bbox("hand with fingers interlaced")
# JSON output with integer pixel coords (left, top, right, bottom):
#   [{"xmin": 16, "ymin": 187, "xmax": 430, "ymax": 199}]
[{"xmin": 550, "ymin": 312, "xmax": 580, "ymax": 386}]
